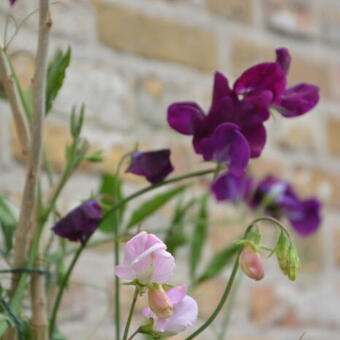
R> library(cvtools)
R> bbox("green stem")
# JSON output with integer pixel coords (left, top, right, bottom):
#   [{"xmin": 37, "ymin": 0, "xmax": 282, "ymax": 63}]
[
  {"xmin": 122, "ymin": 287, "xmax": 139, "ymax": 340},
  {"xmin": 185, "ymin": 251, "xmax": 242, "ymax": 340},
  {"xmin": 127, "ymin": 329, "xmax": 139, "ymax": 340},
  {"xmin": 249, "ymin": 216, "xmax": 291, "ymax": 239},
  {"xmin": 49, "ymin": 240, "xmax": 87, "ymax": 337},
  {"xmin": 114, "ymin": 233, "xmax": 121, "ymax": 340}
]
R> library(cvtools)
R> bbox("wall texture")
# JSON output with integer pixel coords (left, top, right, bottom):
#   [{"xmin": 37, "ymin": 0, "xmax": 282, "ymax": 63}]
[{"xmin": 1, "ymin": 0, "xmax": 340, "ymax": 339}]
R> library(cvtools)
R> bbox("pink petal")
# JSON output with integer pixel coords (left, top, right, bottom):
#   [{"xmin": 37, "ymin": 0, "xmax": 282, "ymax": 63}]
[{"xmin": 166, "ymin": 285, "xmax": 188, "ymax": 305}]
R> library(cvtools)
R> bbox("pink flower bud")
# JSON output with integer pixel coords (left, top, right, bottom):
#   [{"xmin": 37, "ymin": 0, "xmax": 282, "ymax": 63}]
[
  {"xmin": 148, "ymin": 285, "xmax": 173, "ymax": 319},
  {"xmin": 240, "ymin": 247, "xmax": 264, "ymax": 281}
]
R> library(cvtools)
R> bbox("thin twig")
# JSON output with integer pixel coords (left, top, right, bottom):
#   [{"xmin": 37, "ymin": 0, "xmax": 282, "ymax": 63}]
[{"xmin": 0, "ymin": 46, "xmax": 30, "ymax": 156}]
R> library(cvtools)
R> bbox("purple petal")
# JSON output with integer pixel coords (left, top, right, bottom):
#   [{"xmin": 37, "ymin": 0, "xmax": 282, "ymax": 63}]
[
  {"xmin": 234, "ymin": 62, "xmax": 286, "ymax": 104},
  {"xmin": 9, "ymin": 0, "xmax": 17, "ymax": 5},
  {"xmin": 276, "ymin": 48, "xmax": 291, "ymax": 75},
  {"xmin": 241, "ymin": 124, "xmax": 267, "ymax": 158},
  {"xmin": 274, "ymin": 83, "xmax": 320, "ymax": 118},
  {"xmin": 211, "ymin": 72, "xmax": 233, "ymax": 111},
  {"xmin": 167, "ymin": 102, "xmax": 205, "ymax": 135},
  {"xmin": 198, "ymin": 123, "xmax": 250, "ymax": 176},
  {"xmin": 52, "ymin": 200, "xmax": 102, "ymax": 243},
  {"xmin": 288, "ymin": 198, "xmax": 321, "ymax": 236},
  {"xmin": 211, "ymin": 172, "xmax": 253, "ymax": 202},
  {"xmin": 126, "ymin": 149, "xmax": 174, "ymax": 184}
]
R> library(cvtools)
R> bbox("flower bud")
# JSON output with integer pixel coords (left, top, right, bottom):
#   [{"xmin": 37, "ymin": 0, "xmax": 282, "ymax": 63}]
[
  {"xmin": 275, "ymin": 232, "xmax": 290, "ymax": 275},
  {"xmin": 240, "ymin": 247, "xmax": 264, "ymax": 281},
  {"xmin": 148, "ymin": 285, "xmax": 173, "ymax": 319},
  {"xmin": 287, "ymin": 245, "xmax": 300, "ymax": 281}
]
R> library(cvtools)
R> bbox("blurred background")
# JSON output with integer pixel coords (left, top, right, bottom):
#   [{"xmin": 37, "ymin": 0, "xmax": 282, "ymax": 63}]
[{"xmin": 1, "ymin": 0, "xmax": 340, "ymax": 339}]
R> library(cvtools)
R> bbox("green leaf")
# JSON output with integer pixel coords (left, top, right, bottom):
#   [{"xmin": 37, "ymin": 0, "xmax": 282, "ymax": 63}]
[
  {"xmin": 190, "ymin": 195, "xmax": 209, "ymax": 278},
  {"xmin": 195, "ymin": 243, "xmax": 240, "ymax": 285},
  {"xmin": 98, "ymin": 174, "xmax": 125, "ymax": 234},
  {"xmin": 46, "ymin": 47, "xmax": 71, "ymax": 114},
  {"xmin": 0, "ymin": 196, "xmax": 18, "ymax": 255},
  {"xmin": 164, "ymin": 199, "xmax": 195, "ymax": 255},
  {"xmin": 126, "ymin": 186, "xmax": 187, "ymax": 230}
]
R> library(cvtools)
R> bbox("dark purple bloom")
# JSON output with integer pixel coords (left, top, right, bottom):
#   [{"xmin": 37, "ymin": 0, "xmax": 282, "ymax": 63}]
[
  {"xmin": 211, "ymin": 172, "xmax": 253, "ymax": 202},
  {"xmin": 168, "ymin": 48, "xmax": 319, "ymax": 163},
  {"xmin": 251, "ymin": 176, "xmax": 321, "ymax": 236},
  {"xmin": 52, "ymin": 200, "xmax": 102, "ymax": 243},
  {"xmin": 126, "ymin": 149, "xmax": 174, "ymax": 184},
  {"xmin": 9, "ymin": 0, "xmax": 17, "ymax": 5}
]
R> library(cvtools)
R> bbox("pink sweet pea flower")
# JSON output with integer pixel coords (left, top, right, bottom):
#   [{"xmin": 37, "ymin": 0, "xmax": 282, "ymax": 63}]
[
  {"xmin": 144, "ymin": 285, "xmax": 198, "ymax": 336},
  {"xmin": 115, "ymin": 232, "xmax": 175, "ymax": 285}
]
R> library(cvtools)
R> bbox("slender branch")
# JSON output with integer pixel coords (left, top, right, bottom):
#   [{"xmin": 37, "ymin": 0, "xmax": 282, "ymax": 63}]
[
  {"xmin": 185, "ymin": 251, "xmax": 242, "ymax": 340},
  {"xmin": 49, "ymin": 240, "xmax": 86, "ymax": 337},
  {"xmin": 31, "ymin": 236, "xmax": 48, "ymax": 340},
  {"xmin": 123, "ymin": 287, "xmax": 139, "ymax": 340},
  {"xmin": 127, "ymin": 329, "xmax": 139, "ymax": 340},
  {"xmin": 5, "ymin": 1, "xmax": 51, "ymax": 340},
  {"xmin": 0, "ymin": 46, "xmax": 30, "ymax": 156}
]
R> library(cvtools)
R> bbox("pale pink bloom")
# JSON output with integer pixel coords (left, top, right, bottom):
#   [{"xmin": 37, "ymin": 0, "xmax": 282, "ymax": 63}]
[
  {"xmin": 240, "ymin": 247, "xmax": 264, "ymax": 281},
  {"xmin": 115, "ymin": 232, "xmax": 175, "ymax": 284},
  {"xmin": 144, "ymin": 285, "xmax": 198, "ymax": 336}
]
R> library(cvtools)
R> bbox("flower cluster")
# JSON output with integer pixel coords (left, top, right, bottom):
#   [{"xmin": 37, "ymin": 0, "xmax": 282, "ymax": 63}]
[
  {"xmin": 212, "ymin": 173, "xmax": 321, "ymax": 236},
  {"xmin": 115, "ymin": 232, "xmax": 198, "ymax": 337},
  {"xmin": 168, "ymin": 48, "xmax": 319, "ymax": 203}
]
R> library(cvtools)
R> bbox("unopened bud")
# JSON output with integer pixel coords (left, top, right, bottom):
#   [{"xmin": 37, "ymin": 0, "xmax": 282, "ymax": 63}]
[
  {"xmin": 240, "ymin": 247, "xmax": 264, "ymax": 281},
  {"xmin": 148, "ymin": 284, "xmax": 173, "ymax": 319},
  {"xmin": 287, "ymin": 245, "xmax": 300, "ymax": 281},
  {"xmin": 275, "ymin": 232, "xmax": 290, "ymax": 275}
]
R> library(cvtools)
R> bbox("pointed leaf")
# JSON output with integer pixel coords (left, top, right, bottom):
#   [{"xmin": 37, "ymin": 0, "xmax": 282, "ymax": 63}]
[
  {"xmin": 196, "ymin": 243, "xmax": 240, "ymax": 284},
  {"xmin": 0, "ymin": 196, "xmax": 17, "ymax": 254},
  {"xmin": 46, "ymin": 47, "xmax": 71, "ymax": 114},
  {"xmin": 98, "ymin": 174, "xmax": 125, "ymax": 234},
  {"xmin": 190, "ymin": 195, "xmax": 209, "ymax": 278},
  {"xmin": 126, "ymin": 186, "xmax": 187, "ymax": 229},
  {"xmin": 165, "ymin": 199, "xmax": 196, "ymax": 255}
]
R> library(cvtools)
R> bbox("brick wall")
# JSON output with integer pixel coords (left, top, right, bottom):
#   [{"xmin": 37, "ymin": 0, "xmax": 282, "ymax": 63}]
[{"xmin": 1, "ymin": 0, "xmax": 340, "ymax": 339}]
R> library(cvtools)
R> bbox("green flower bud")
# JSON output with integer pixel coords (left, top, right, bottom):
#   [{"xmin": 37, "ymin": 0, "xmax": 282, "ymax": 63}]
[
  {"xmin": 287, "ymin": 244, "xmax": 300, "ymax": 281},
  {"xmin": 275, "ymin": 232, "xmax": 290, "ymax": 275}
]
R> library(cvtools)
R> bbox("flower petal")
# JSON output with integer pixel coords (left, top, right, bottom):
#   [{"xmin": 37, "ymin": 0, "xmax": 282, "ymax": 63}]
[
  {"xmin": 276, "ymin": 48, "xmax": 291, "ymax": 75},
  {"xmin": 166, "ymin": 285, "xmax": 188, "ymax": 305},
  {"xmin": 288, "ymin": 198, "xmax": 321, "ymax": 236},
  {"xmin": 210, "ymin": 72, "xmax": 233, "ymax": 111},
  {"xmin": 155, "ymin": 296, "xmax": 198, "ymax": 335},
  {"xmin": 167, "ymin": 102, "xmax": 205, "ymax": 135},
  {"xmin": 274, "ymin": 83, "xmax": 320, "ymax": 118},
  {"xmin": 126, "ymin": 150, "xmax": 174, "ymax": 184},
  {"xmin": 241, "ymin": 124, "xmax": 267, "ymax": 158},
  {"xmin": 234, "ymin": 62, "xmax": 286, "ymax": 104},
  {"xmin": 211, "ymin": 172, "xmax": 253, "ymax": 202},
  {"xmin": 198, "ymin": 123, "xmax": 250, "ymax": 176}
]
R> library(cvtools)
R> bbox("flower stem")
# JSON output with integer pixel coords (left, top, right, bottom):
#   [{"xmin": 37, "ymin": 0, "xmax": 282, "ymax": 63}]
[
  {"xmin": 127, "ymin": 329, "xmax": 139, "ymax": 340},
  {"xmin": 122, "ymin": 287, "xmax": 139, "ymax": 340},
  {"xmin": 185, "ymin": 250, "xmax": 242, "ymax": 340},
  {"xmin": 48, "ymin": 240, "xmax": 87, "ymax": 337}
]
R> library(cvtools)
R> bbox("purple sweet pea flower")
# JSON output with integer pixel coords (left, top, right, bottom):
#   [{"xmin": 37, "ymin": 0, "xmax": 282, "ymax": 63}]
[
  {"xmin": 52, "ymin": 200, "xmax": 102, "ymax": 243},
  {"xmin": 211, "ymin": 172, "xmax": 253, "ymax": 202},
  {"xmin": 9, "ymin": 0, "xmax": 17, "ymax": 5},
  {"xmin": 115, "ymin": 232, "xmax": 175, "ymax": 285},
  {"xmin": 251, "ymin": 176, "xmax": 321, "ymax": 236},
  {"xmin": 144, "ymin": 285, "xmax": 198, "ymax": 336},
  {"xmin": 126, "ymin": 149, "xmax": 174, "ymax": 184}
]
